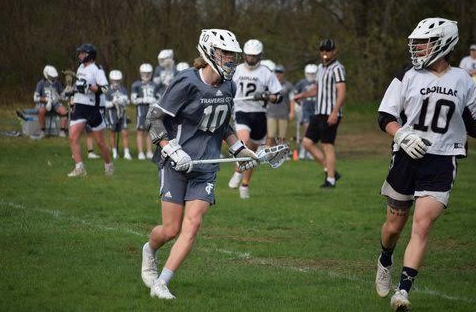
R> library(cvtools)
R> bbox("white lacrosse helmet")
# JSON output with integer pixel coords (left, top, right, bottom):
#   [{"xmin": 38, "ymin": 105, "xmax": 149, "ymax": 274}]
[
  {"xmin": 261, "ymin": 59, "xmax": 276, "ymax": 71},
  {"xmin": 197, "ymin": 29, "xmax": 242, "ymax": 80},
  {"xmin": 408, "ymin": 18, "xmax": 458, "ymax": 70},
  {"xmin": 176, "ymin": 62, "xmax": 190, "ymax": 71},
  {"xmin": 109, "ymin": 70, "xmax": 122, "ymax": 88},
  {"xmin": 43, "ymin": 65, "xmax": 58, "ymax": 81},
  {"xmin": 158, "ymin": 49, "xmax": 174, "ymax": 68},
  {"xmin": 304, "ymin": 64, "xmax": 318, "ymax": 82},
  {"xmin": 243, "ymin": 39, "xmax": 263, "ymax": 68},
  {"xmin": 139, "ymin": 63, "xmax": 153, "ymax": 82}
]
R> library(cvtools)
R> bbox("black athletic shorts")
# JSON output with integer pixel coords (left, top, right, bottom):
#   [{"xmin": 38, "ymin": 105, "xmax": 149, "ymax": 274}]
[
  {"xmin": 381, "ymin": 150, "xmax": 457, "ymax": 207},
  {"xmin": 234, "ymin": 111, "xmax": 267, "ymax": 143},
  {"xmin": 305, "ymin": 114, "xmax": 341, "ymax": 144},
  {"xmin": 71, "ymin": 104, "xmax": 105, "ymax": 131}
]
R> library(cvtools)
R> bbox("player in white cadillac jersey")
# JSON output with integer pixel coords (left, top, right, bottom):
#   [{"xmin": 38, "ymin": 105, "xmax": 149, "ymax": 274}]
[
  {"xmin": 374, "ymin": 18, "xmax": 476, "ymax": 312},
  {"xmin": 68, "ymin": 44, "xmax": 113, "ymax": 177},
  {"xmin": 228, "ymin": 39, "xmax": 282, "ymax": 199}
]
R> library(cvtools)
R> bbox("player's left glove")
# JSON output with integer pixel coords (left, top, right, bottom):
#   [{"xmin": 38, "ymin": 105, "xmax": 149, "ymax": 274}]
[
  {"xmin": 45, "ymin": 99, "xmax": 53, "ymax": 112},
  {"xmin": 161, "ymin": 139, "xmax": 193, "ymax": 172},
  {"xmin": 253, "ymin": 91, "xmax": 271, "ymax": 102},
  {"xmin": 394, "ymin": 126, "xmax": 432, "ymax": 159},
  {"xmin": 229, "ymin": 140, "xmax": 259, "ymax": 171}
]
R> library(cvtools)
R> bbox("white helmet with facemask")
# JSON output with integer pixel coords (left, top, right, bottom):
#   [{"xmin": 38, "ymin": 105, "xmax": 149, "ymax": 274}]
[
  {"xmin": 304, "ymin": 64, "xmax": 318, "ymax": 82},
  {"xmin": 197, "ymin": 29, "xmax": 242, "ymax": 80},
  {"xmin": 43, "ymin": 65, "xmax": 58, "ymax": 82},
  {"xmin": 408, "ymin": 18, "xmax": 458, "ymax": 70},
  {"xmin": 139, "ymin": 63, "xmax": 153, "ymax": 82},
  {"xmin": 158, "ymin": 49, "xmax": 174, "ymax": 69},
  {"xmin": 243, "ymin": 39, "xmax": 263, "ymax": 68},
  {"xmin": 109, "ymin": 70, "xmax": 123, "ymax": 88}
]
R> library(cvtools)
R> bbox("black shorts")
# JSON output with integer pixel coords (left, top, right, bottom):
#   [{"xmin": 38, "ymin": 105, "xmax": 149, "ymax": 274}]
[
  {"xmin": 105, "ymin": 108, "xmax": 127, "ymax": 132},
  {"xmin": 136, "ymin": 104, "xmax": 149, "ymax": 130},
  {"xmin": 304, "ymin": 114, "xmax": 341, "ymax": 144},
  {"xmin": 381, "ymin": 150, "xmax": 457, "ymax": 207},
  {"xmin": 234, "ymin": 111, "xmax": 267, "ymax": 143},
  {"xmin": 71, "ymin": 104, "xmax": 105, "ymax": 131}
]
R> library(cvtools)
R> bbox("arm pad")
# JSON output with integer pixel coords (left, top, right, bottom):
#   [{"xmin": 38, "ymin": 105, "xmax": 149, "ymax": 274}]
[
  {"xmin": 146, "ymin": 105, "xmax": 169, "ymax": 144},
  {"xmin": 378, "ymin": 111, "xmax": 397, "ymax": 132},
  {"xmin": 463, "ymin": 107, "xmax": 476, "ymax": 138}
]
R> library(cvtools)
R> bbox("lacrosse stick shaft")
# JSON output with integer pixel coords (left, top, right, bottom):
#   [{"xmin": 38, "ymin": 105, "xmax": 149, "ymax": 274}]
[
  {"xmin": 191, "ymin": 157, "xmax": 252, "ymax": 165},
  {"xmin": 234, "ymin": 96, "xmax": 254, "ymax": 101}
]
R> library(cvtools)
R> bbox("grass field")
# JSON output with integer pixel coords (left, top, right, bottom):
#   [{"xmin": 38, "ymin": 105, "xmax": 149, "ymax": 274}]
[{"xmin": 1, "ymin": 103, "xmax": 475, "ymax": 311}]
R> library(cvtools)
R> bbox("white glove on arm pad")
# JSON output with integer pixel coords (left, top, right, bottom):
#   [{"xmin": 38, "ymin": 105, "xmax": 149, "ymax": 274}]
[
  {"xmin": 45, "ymin": 99, "xmax": 53, "ymax": 112},
  {"xmin": 229, "ymin": 140, "xmax": 259, "ymax": 171},
  {"xmin": 394, "ymin": 126, "xmax": 432, "ymax": 159},
  {"xmin": 161, "ymin": 139, "xmax": 192, "ymax": 172}
]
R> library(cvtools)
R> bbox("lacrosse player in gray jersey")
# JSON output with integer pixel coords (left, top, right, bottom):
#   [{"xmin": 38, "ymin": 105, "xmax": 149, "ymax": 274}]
[
  {"xmin": 105, "ymin": 70, "xmax": 131, "ymax": 160},
  {"xmin": 153, "ymin": 49, "xmax": 178, "ymax": 95},
  {"xmin": 131, "ymin": 63, "xmax": 161, "ymax": 160},
  {"xmin": 140, "ymin": 29, "xmax": 258, "ymax": 300},
  {"xmin": 34, "ymin": 65, "xmax": 68, "ymax": 138}
]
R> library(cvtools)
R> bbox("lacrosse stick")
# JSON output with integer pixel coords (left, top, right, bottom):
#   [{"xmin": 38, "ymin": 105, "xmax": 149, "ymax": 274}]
[
  {"xmin": 191, "ymin": 144, "xmax": 289, "ymax": 169},
  {"xmin": 233, "ymin": 96, "xmax": 254, "ymax": 101}
]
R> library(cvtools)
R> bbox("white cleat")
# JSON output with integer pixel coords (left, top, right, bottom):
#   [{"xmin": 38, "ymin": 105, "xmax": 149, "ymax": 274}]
[
  {"xmin": 239, "ymin": 185, "xmax": 250, "ymax": 199},
  {"xmin": 59, "ymin": 130, "xmax": 66, "ymax": 137},
  {"xmin": 150, "ymin": 279, "xmax": 175, "ymax": 300},
  {"xmin": 67, "ymin": 167, "xmax": 87, "ymax": 177},
  {"xmin": 138, "ymin": 152, "xmax": 146, "ymax": 160},
  {"xmin": 146, "ymin": 151, "xmax": 154, "ymax": 159},
  {"xmin": 112, "ymin": 149, "xmax": 118, "ymax": 159},
  {"xmin": 391, "ymin": 289, "xmax": 411, "ymax": 311},
  {"xmin": 88, "ymin": 152, "xmax": 101, "ymax": 159},
  {"xmin": 105, "ymin": 163, "xmax": 114, "ymax": 176},
  {"xmin": 141, "ymin": 243, "xmax": 159, "ymax": 288},
  {"xmin": 376, "ymin": 256, "xmax": 392, "ymax": 297},
  {"xmin": 124, "ymin": 151, "xmax": 132, "ymax": 160},
  {"xmin": 228, "ymin": 171, "xmax": 243, "ymax": 189}
]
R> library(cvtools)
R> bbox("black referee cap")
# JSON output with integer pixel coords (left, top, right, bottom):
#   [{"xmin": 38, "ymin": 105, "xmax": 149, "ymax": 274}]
[{"xmin": 319, "ymin": 39, "xmax": 335, "ymax": 51}]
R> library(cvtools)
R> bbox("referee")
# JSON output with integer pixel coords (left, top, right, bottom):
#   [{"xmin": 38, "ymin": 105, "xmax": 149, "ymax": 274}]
[{"xmin": 294, "ymin": 39, "xmax": 346, "ymax": 188}]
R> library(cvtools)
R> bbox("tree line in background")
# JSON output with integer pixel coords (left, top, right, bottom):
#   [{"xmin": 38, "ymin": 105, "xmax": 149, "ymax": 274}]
[{"xmin": 2, "ymin": 0, "xmax": 475, "ymax": 105}]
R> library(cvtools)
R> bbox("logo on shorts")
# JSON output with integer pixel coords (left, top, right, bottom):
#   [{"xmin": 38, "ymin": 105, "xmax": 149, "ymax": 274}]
[
  {"xmin": 205, "ymin": 183, "xmax": 214, "ymax": 195},
  {"xmin": 164, "ymin": 191, "xmax": 172, "ymax": 198},
  {"xmin": 215, "ymin": 90, "xmax": 223, "ymax": 96},
  {"xmin": 454, "ymin": 143, "xmax": 463, "ymax": 149}
]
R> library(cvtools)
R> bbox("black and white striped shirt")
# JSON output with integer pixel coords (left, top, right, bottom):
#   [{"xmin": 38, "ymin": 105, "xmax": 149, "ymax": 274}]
[{"xmin": 315, "ymin": 60, "xmax": 345, "ymax": 116}]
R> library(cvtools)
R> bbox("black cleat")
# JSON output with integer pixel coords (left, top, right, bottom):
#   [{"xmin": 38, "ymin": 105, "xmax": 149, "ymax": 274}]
[{"xmin": 320, "ymin": 180, "xmax": 335, "ymax": 188}]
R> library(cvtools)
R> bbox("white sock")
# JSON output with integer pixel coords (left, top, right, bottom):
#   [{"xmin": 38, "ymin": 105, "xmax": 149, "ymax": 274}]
[
  {"xmin": 324, "ymin": 167, "xmax": 328, "ymax": 173},
  {"xmin": 112, "ymin": 147, "xmax": 118, "ymax": 153},
  {"xmin": 327, "ymin": 177, "xmax": 336, "ymax": 184},
  {"xmin": 124, "ymin": 148, "xmax": 130, "ymax": 153},
  {"xmin": 158, "ymin": 267, "xmax": 174, "ymax": 285},
  {"xmin": 76, "ymin": 162, "xmax": 84, "ymax": 169},
  {"xmin": 144, "ymin": 242, "xmax": 156, "ymax": 254}
]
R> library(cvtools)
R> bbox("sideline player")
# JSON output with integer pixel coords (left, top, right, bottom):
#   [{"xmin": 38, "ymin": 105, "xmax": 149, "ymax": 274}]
[
  {"xmin": 68, "ymin": 44, "xmax": 113, "ymax": 177},
  {"xmin": 459, "ymin": 44, "xmax": 476, "ymax": 81},
  {"xmin": 141, "ymin": 29, "xmax": 258, "ymax": 299},
  {"xmin": 374, "ymin": 18, "xmax": 476, "ymax": 311},
  {"xmin": 105, "ymin": 70, "xmax": 132, "ymax": 160},
  {"xmin": 33, "ymin": 65, "xmax": 68, "ymax": 138},
  {"xmin": 294, "ymin": 64, "xmax": 318, "ymax": 159},
  {"xmin": 294, "ymin": 39, "xmax": 346, "ymax": 188},
  {"xmin": 228, "ymin": 39, "xmax": 282, "ymax": 199},
  {"xmin": 153, "ymin": 49, "xmax": 178, "ymax": 94},
  {"xmin": 131, "ymin": 63, "xmax": 161, "ymax": 160}
]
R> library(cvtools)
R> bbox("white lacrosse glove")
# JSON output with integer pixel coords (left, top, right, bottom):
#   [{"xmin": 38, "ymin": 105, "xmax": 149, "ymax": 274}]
[
  {"xmin": 45, "ymin": 99, "xmax": 53, "ymax": 112},
  {"xmin": 105, "ymin": 101, "xmax": 114, "ymax": 108},
  {"xmin": 75, "ymin": 78, "xmax": 88, "ymax": 94},
  {"xmin": 394, "ymin": 126, "xmax": 432, "ymax": 159},
  {"xmin": 229, "ymin": 140, "xmax": 259, "ymax": 171},
  {"xmin": 161, "ymin": 139, "xmax": 193, "ymax": 172}
]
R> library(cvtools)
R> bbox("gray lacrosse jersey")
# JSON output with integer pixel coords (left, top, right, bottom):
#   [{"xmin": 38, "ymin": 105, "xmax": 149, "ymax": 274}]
[
  {"xmin": 267, "ymin": 80, "xmax": 294, "ymax": 119},
  {"xmin": 106, "ymin": 86, "xmax": 129, "ymax": 109},
  {"xmin": 294, "ymin": 78, "xmax": 316, "ymax": 109},
  {"xmin": 131, "ymin": 81, "xmax": 161, "ymax": 105},
  {"xmin": 379, "ymin": 66, "xmax": 476, "ymax": 156},
  {"xmin": 459, "ymin": 56, "xmax": 476, "ymax": 76},
  {"xmin": 153, "ymin": 65, "xmax": 178, "ymax": 94},
  {"xmin": 73, "ymin": 63, "xmax": 108, "ymax": 106},
  {"xmin": 315, "ymin": 60, "xmax": 345, "ymax": 116},
  {"xmin": 34, "ymin": 79, "xmax": 64, "ymax": 104},
  {"xmin": 233, "ymin": 64, "xmax": 282, "ymax": 113},
  {"xmin": 157, "ymin": 68, "xmax": 236, "ymax": 172}
]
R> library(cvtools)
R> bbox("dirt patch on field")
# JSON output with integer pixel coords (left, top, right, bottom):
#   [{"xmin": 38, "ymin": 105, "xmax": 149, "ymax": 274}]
[{"xmin": 336, "ymin": 131, "xmax": 392, "ymax": 158}]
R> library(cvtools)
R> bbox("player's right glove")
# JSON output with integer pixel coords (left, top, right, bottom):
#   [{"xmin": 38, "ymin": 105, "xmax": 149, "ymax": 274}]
[
  {"xmin": 45, "ymin": 99, "xmax": 53, "ymax": 112},
  {"xmin": 161, "ymin": 139, "xmax": 193, "ymax": 172},
  {"xmin": 253, "ymin": 91, "xmax": 271, "ymax": 102},
  {"xmin": 229, "ymin": 140, "xmax": 259, "ymax": 171},
  {"xmin": 394, "ymin": 126, "xmax": 432, "ymax": 159},
  {"xmin": 75, "ymin": 78, "xmax": 88, "ymax": 94}
]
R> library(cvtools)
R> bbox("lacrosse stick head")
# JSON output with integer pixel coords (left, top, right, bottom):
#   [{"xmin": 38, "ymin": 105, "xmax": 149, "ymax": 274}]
[{"xmin": 256, "ymin": 144, "xmax": 289, "ymax": 168}]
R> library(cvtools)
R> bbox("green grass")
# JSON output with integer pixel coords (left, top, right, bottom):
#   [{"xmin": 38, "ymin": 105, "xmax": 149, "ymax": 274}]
[{"xmin": 0, "ymin": 103, "xmax": 475, "ymax": 311}]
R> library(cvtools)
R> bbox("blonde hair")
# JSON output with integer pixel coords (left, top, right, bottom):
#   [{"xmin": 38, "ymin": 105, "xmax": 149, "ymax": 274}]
[{"xmin": 193, "ymin": 57, "xmax": 208, "ymax": 69}]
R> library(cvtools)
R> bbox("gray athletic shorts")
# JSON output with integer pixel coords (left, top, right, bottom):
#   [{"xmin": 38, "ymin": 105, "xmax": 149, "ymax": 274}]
[{"xmin": 159, "ymin": 165, "xmax": 217, "ymax": 205}]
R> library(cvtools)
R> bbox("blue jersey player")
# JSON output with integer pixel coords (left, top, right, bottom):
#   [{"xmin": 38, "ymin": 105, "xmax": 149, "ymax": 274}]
[{"xmin": 140, "ymin": 29, "xmax": 258, "ymax": 300}]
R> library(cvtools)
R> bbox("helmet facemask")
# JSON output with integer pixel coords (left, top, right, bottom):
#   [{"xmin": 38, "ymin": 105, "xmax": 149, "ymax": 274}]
[
  {"xmin": 408, "ymin": 37, "xmax": 441, "ymax": 69},
  {"xmin": 200, "ymin": 45, "xmax": 241, "ymax": 81}
]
